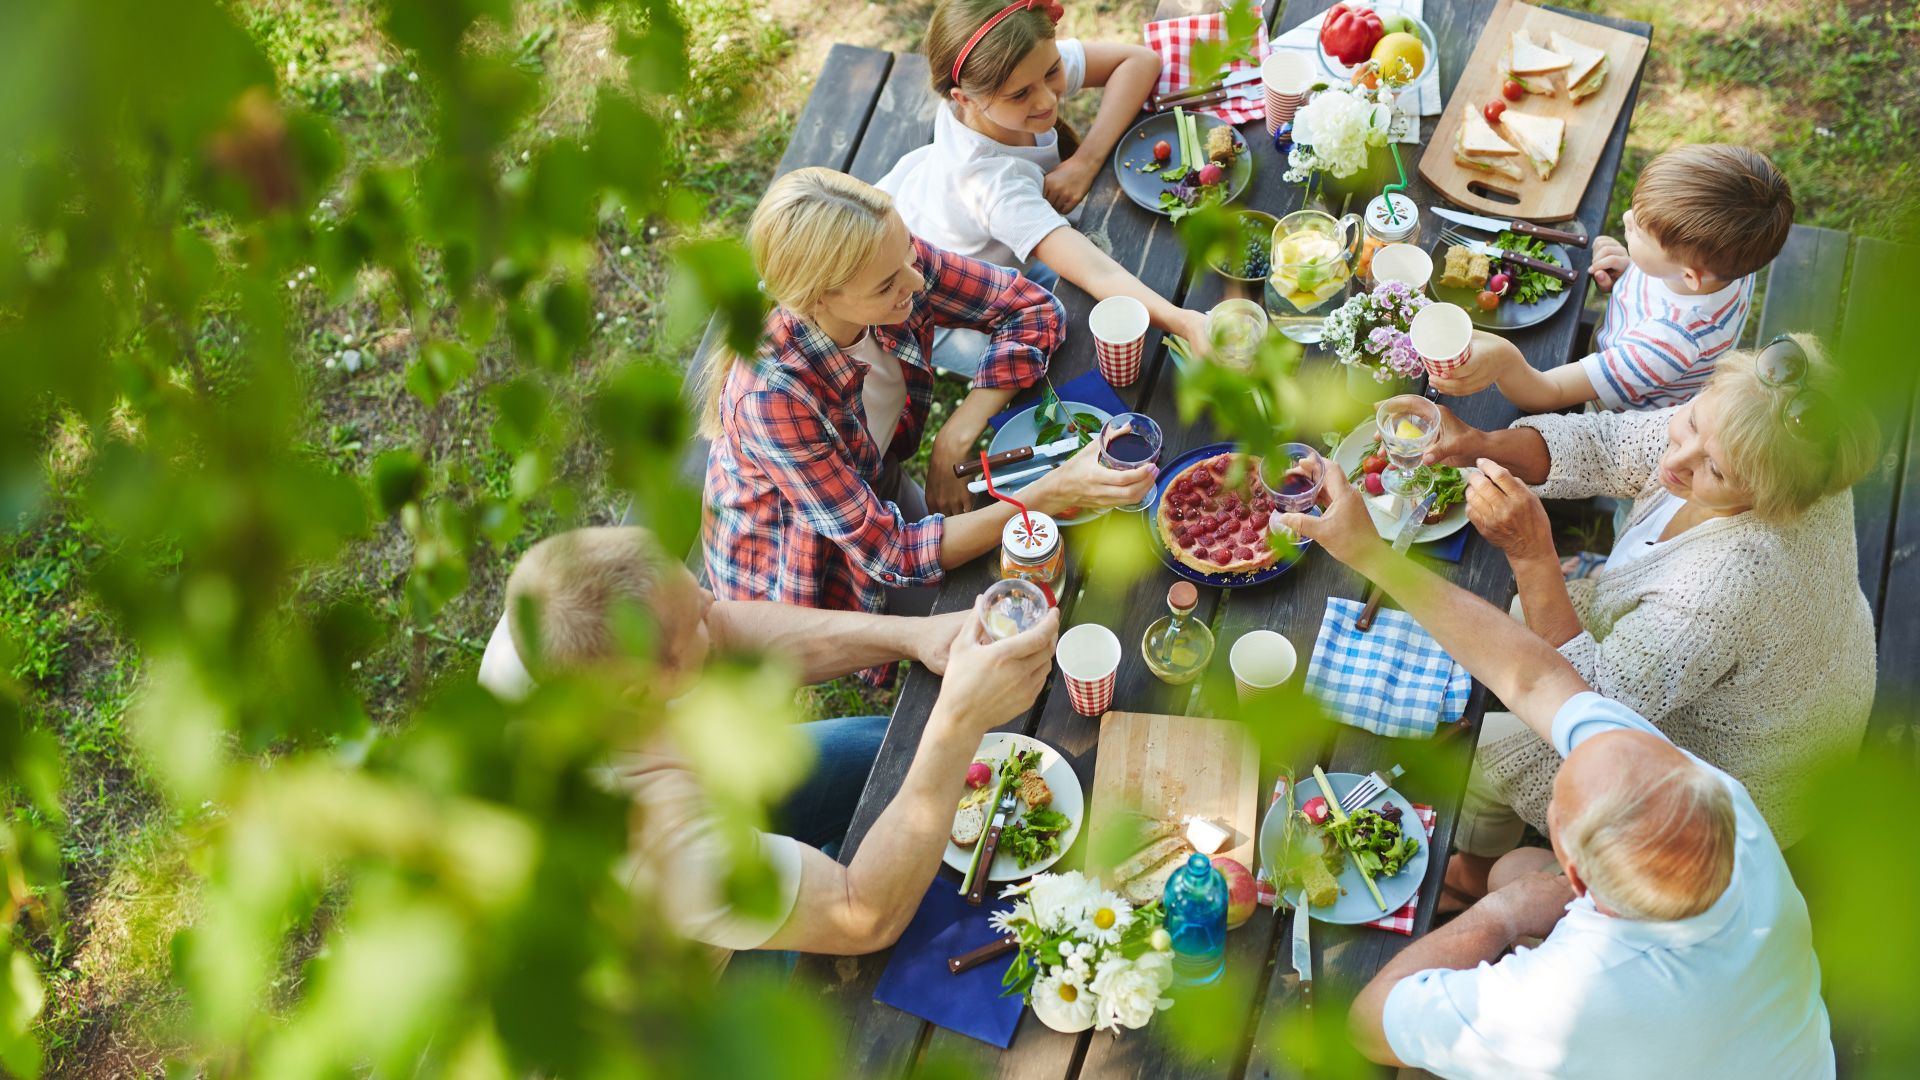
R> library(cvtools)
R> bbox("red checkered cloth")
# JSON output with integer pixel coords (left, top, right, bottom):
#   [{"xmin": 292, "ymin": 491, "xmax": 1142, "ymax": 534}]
[
  {"xmin": 1142, "ymin": 13, "xmax": 1270, "ymax": 125},
  {"xmin": 1254, "ymin": 777, "xmax": 1436, "ymax": 936}
]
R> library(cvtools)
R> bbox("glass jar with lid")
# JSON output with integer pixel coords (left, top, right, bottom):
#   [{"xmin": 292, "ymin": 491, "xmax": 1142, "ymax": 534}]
[
  {"xmin": 999, "ymin": 511, "xmax": 1063, "ymax": 602},
  {"xmin": 1359, "ymin": 191, "xmax": 1420, "ymax": 287}
]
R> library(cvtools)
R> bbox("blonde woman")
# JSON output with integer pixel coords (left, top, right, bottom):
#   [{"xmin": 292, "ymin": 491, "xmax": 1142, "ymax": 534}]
[
  {"xmin": 699, "ymin": 168, "xmax": 1153, "ymax": 647},
  {"xmin": 1421, "ymin": 334, "xmax": 1880, "ymax": 898},
  {"xmin": 877, "ymin": 0, "xmax": 1210, "ymax": 377}
]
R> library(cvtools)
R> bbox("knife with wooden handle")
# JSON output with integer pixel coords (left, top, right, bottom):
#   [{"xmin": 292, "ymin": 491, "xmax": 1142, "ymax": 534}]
[
  {"xmin": 966, "ymin": 787, "xmax": 1019, "ymax": 905},
  {"xmin": 948, "ymin": 933, "xmax": 1018, "ymax": 974},
  {"xmin": 951, "ymin": 436, "xmax": 1081, "ymax": 478}
]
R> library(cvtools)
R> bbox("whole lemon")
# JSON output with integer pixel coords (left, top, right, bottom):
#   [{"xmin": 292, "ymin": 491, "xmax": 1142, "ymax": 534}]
[{"xmin": 1371, "ymin": 31, "xmax": 1425, "ymax": 85}]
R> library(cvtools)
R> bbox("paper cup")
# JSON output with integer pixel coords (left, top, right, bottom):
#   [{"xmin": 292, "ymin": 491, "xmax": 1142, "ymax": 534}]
[
  {"xmin": 1057, "ymin": 623, "xmax": 1122, "ymax": 717},
  {"xmin": 1230, "ymin": 630, "xmax": 1297, "ymax": 703},
  {"xmin": 1371, "ymin": 243, "xmax": 1435, "ymax": 291},
  {"xmin": 1089, "ymin": 296, "xmax": 1149, "ymax": 387},
  {"xmin": 1409, "ymin": 302, "xmax": 1474, "ymax": 378},
  {"xmin": 1262, "ymin": 51, "xmax": 1313, "ymax": 135}
]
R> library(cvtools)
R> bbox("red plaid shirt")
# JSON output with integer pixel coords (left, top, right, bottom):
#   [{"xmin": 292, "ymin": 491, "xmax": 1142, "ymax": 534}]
[{"xmin": 703, "ymin": 238, "xmax": 1061, "ymax": 624}]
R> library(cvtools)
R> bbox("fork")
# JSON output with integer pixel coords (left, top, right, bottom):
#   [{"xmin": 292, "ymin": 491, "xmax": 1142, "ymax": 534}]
[
  {"xmin": 1340, "ymin": 764, "xmax": 1406, "ymax": 814},
  {"xmin": 1440, "ymin": 228, "xmax": 1579, "ymax": 285}
]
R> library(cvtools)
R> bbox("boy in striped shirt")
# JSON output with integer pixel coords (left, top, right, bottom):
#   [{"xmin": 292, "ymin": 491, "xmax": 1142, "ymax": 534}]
[{"xmin": 1431, "ymin": 145, "xmax": 1794, "ymax": 412}]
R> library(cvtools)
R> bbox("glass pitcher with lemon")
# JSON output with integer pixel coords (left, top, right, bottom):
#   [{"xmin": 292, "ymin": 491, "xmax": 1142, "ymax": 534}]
[{"xmin": 1267, "ymin": 209, "xmax": 1363, "ymax": 344}]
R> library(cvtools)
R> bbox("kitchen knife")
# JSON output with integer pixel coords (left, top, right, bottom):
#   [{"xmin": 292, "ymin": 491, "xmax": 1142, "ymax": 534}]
[
  {"xmin": 1149, "ymin": 85, "xmax": 1262, "ymax": 114},
  {"xmin": 1147, "ymin": 65, "xmax": 1265, "ymax": 109},
  {"xmin": 952, "ymin": 436, "xmax": 1082, "ymax": 478},
  {"xmin": 1292, "ymin": 893, "xmax": 1313, "ymax": 1008},
  {"xmin": 966, "ymin": 460, "xmax": 1053, "ymax": 495},
  {"xmin": 1430, "ymin": 206, "xmax": 1589, "ymax": 248},
  {"xmin": 1391, "ymin": 488, "xmax": 1442, "ymax": 555},
  {"xmin": 948, "ymin": 933, "xmax": 1019, "ymax": 975},
  {"xmin": 1443, "ymin": 235, "xmax": 1580, "ymax": 285},
  {"xmin": 967, "ymin": 787, "xmax": 1020, "ymax": 905}
]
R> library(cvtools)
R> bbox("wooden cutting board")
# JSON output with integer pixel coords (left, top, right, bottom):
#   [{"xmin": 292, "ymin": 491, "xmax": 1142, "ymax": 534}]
[
  {"xmin": 1086, "ymin": 711, "xmax": 1260, "ymax": 878},
  {"xmin": 1417, "ymin": 0, "xmax": 1648, "ymax": 221}
]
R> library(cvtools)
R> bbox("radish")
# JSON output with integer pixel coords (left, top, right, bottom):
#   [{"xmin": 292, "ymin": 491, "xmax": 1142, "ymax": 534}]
[
  {"xmin": 1198, "ymin": 163, "xmax": 1225, "ymax": 186},
  {"xmin": 1303, "ymin": 795, "xmax": 1331, "ymax": 825},
  {"xmin": 966, "ymin": 761, "xmax": 992, "ymax": 789}
]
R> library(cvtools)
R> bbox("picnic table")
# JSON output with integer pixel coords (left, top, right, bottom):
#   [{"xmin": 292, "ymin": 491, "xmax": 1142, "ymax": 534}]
[{"xmin": 784, "ymin": 1, "xmax": 1660, "ymax": 1075}]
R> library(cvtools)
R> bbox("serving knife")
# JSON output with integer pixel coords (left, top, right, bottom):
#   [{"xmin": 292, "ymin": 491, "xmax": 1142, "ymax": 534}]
[
  {"xmin": 1441, "ymin": 232, "xmax": 1580, "ymax": 285},
  {"xmin": 1430, "ymin": 206, "xmax": 1589, "ymax": 248},
  {"xmin": 967, "ymin": 787, "xmax": 1021, "ymax": 905},
  {"xmin": 952, "ymin": 436, "xmax": 1081, "ymax": 478}
]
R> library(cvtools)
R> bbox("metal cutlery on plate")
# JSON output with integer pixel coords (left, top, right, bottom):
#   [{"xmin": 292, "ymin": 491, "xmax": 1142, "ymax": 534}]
[{"xmin": 1439, "ymin": 228, "xmax": 1580, "ymax": 285}]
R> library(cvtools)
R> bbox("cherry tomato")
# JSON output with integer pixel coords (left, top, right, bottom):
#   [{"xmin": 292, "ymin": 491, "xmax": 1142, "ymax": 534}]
[
  {"xmin": 1483, "ymin": 99, "xmax": 1507, "ymax": 125},
  {"xmin": 1477, "ymin": 289, "xmax": 1501, "ymax": 312},
  {"xmin": 1503, "ymin": 79, "xmax": 1525, "ymax": 101},
  {"xmin": 1303, "ymin": 796, "xmax": 1331, "ymax": 826},
  {"xmin": 1361, "ymin": 453, "xmax": 1389, "ymax": 475},
  {"xmin": 1363, "ymin": 471, "xmax": 1386, "ymax": 496},
  {"xmin": 1153, "ymin": 139, "xmax": 1171, "ymax": 163}
]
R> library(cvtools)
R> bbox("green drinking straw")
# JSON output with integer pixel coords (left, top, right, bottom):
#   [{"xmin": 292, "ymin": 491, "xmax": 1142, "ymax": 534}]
[{"xmin": 1380, "ymin": 143, "xmax": 1410, "ymax": 225}]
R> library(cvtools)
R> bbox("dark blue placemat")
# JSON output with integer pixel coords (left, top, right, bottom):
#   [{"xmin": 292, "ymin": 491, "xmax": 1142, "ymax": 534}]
[
  {"xmin": 872, "ymin": 877, "xmax": 1025, "ymax": 1047},
  {"xmin": 1419, "ymin": 526, "xmax": 1470, "ymax": 563},
  {"xmin": 988, "ymin": 369, "xmax": 1129, "ymax": 432}
]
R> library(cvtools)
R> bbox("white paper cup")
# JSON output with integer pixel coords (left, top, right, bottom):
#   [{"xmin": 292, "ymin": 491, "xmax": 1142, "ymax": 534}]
[
  {"xmin": 1409, "ymin": 302, "xmax": 1474, "ymax": 378},
  {"xmin": 1057, "ymin": 623, "xmax": 1122, "ymax": 716},
  {"xmin": 1090, "ymin": 296, "xmax": 1150, "ymax": 387},
  {"xmin": 1230, "ymin": 630, "xmax": 1297, "ymax": 702},
  {"xmin": 1371, "ymin": 243, "xmax": 1435, "ymax": 291},
  {"xmin": 1262, "ymin": 51, "xmax": 1314, "ymax": 134}
]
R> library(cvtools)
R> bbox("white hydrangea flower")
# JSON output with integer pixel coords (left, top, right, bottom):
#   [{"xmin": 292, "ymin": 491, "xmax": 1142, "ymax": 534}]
[{"xmin": 1088, "ymin": 953, "xmax": 1175, "ymax": 1031}]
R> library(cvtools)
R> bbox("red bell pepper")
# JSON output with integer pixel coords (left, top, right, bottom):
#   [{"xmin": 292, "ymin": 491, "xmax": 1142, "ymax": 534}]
[{"xmin": 1320, "ymin": 3, "xmax": 1385, "ymax": 67}]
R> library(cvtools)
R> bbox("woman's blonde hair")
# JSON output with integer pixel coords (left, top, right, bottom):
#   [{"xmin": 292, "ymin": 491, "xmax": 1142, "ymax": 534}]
[
  {"xmin": 1704, "ymin": 333, "xmax": 1881, "ymax": 521},
  {"xmin": 692, "ymin": 167, "xmax": 895, "ymax": 437},
  {"xmin": 926, "ymin": 0, "xmax": 1080, "ymax": 157}
]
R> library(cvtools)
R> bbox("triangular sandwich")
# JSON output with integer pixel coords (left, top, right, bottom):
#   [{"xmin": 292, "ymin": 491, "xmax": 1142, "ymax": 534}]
[
  {"xmin": 1500, "ymin": 109, "xmax": 1566, "ymax": 181},
  {"xmin": 1503, "ymin": 29, "xmax": 1568, "ymax": 94},
  {"xmin": 1454, "ymin": 109, "xmax": 1523, "ymax": 181},
  {"xmin": 1549, "ymin": 32, "xmax": 1610, "ymax": 103}
]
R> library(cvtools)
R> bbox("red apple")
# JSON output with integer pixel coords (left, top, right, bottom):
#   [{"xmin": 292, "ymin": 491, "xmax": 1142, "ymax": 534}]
[{"xmin": 1213, "ymin": 856, "xmax": 1258, "ymax": 929}]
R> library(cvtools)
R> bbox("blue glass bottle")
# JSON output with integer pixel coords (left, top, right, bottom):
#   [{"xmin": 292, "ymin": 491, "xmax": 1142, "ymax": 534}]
[{"xmin": 1164, "ymin": 853, "xmax": 1227, "ymax": 986}]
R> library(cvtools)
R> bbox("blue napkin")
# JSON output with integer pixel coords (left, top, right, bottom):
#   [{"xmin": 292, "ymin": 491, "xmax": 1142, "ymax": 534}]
[
  {"xmin": 872, "ymin": 878, "xmax": 1025, "ymax": 1047},
  {"xmin": 1418, "ymin": 527, "xmax": 1470, "ymax": 563},
  {"xmin": 1304, "ymin": 597, "xmax": 1472, "ymax": 739},
  {"xmin": 988, "ymin": 369, "xmax": 1130, "ymax": 433}
]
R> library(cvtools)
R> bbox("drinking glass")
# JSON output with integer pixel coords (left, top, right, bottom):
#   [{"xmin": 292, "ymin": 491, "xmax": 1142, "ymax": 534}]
[
  {"xmin": 1205, "ymin": 299, "xmax": 1269, "ymax": 370},
  {"xmin": 1099, "ymin": 412, "xmax": 1164, "ymax": 512},
  {"xmin": 978, "ymin": 579, "xmax": 1050, "ymax": 642},
  {"xmin": 1374, "ymin": 395, "xmax": 1441, "ymax": 500},
  {"xmin": 1258, "ymin": 442, "xmax": 1325, "ymax": 548}
]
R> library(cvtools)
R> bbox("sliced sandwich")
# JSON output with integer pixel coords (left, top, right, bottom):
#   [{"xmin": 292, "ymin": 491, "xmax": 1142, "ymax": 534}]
[
  {"xmin": 1549, "ymin": 31, "xmax": 1610, "ymax": 103},
  {"xmin": 1454, "ymin": 108, "xmax": 1524, "ymax": 181},
  {"xmin": 1500, "ymin": 109, "xmax": 1566, "ymax": 181},
  {"xmin": 1502, "ymin": 28, "xmax": 1568, "ymax": 95}
]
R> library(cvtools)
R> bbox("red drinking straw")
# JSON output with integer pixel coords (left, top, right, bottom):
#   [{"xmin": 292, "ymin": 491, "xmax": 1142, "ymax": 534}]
[{"xmin": 979, "ymin": 449, "xmax": 1035, "ymax": 537}]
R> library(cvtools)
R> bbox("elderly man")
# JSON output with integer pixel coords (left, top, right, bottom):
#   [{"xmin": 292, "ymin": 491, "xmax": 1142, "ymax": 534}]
[
  {"xmin": 478, "ymin": 526, "xmax": 1058, "ymax": 963},
  {"xmin": 1280, "ymin": 466, "xmax": 1833, "ymax": 1079}
]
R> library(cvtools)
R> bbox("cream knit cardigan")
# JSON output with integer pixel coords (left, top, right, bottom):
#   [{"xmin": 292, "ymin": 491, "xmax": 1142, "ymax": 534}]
[{"xmin": 1477, "ymin": 407, "xmax": 1876, "ymax": 847}]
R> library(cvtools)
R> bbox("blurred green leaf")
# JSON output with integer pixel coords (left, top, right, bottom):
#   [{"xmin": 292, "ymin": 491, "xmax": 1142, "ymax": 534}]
[{"xmin": 372, "ymin": 449, "xmax": 428, "ymax": 515}]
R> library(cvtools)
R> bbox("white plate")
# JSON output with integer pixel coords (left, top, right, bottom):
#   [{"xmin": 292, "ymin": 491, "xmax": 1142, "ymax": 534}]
[
  {"xmin": 1330, "ymin": 420, "xmax": 1473, "ymax": 545},
  {"xmin": 942, "ymin": 731, "xmax": 1085, "ymax": 884}
]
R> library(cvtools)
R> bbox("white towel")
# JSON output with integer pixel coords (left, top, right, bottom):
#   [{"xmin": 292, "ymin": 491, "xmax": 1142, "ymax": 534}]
[{"xmin": 1268, "ymin": 0, "xmax": 1439, "ymax": 145}]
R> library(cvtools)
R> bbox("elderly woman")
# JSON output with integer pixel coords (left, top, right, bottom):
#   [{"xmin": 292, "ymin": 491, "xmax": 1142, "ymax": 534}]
[{"xmin": 1424, "ymin": 334, "xmax": 1881, "ymax": 898}]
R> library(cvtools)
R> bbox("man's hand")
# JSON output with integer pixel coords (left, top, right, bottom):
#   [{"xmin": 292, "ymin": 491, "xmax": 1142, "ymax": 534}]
[
  {"xmin": 1428, "ymin": 331, "xmax": 1521, "ymax": 398},
  {"xmin": 925, "ymin": 441, "xmax": 975, "ymax": 517},
  {"xmin": 910, "ymin": 610, "xmax": 969, "ymax": 675},
  {"xmin": 1042, "ymin": 154, "xmax": 1100, "ymax": 215},
  {"xmin": 1420, "ymin": 403, "xmax": 1484, "ymax": 467},
  {"xmin": 1589, "ymin": 234, "xmax": 1630, "ymax": 291},
  {"xmin": 1466, "ymin": 459, "xmax": 1556, "ymax": 562},
  {"xmin": 933, "ymin": 605, "xmax": 1060, "ymax": 734},
  {"xmin": 1480, "ymin": 870, "xmax": 1576, "ymax": 942},
  {"xmin": 1274, "ymin": 464, "xmax": 1388, "ymax": 572}
]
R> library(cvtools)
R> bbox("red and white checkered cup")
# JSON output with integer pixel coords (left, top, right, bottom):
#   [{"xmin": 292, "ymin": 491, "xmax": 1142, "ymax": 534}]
[
  {"xmin": 1056, "ymin": 623, "xmax": 1122, "ymax": 717},
  {"xmin": 1262, "ymin": 51, "xmax": 1313, "ymax": 136},
  {"xmin": 1089, "ymin": 296, "xmax": 1149, "ymax": 387},
  {"xmin": 1410, "ymin": 302, "xmax": 1474, "ymax": 380},
  {"xmin": 1229, "ymin": 630, "xmax": 1297, "ymax": 705}
]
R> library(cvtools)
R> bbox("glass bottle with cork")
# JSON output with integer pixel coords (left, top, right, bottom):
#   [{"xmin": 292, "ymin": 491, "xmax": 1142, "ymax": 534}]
[
  {"xmin": 1358, "ymin": 191, "xmax": 1420, "ymax": 287},
  {"xmin": 1143, "ymin": 581, "xmax": 1214, "ymax": 685}
]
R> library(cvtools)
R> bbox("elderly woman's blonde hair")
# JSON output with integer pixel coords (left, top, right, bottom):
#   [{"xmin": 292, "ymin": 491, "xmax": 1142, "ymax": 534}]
[
  {"xmin": 692, "ymin": 167, "xmax": 896, "ymax": 437},
  {"xmin": 1704, "ymin": 333, "xmax": 1880, "ymax": 522},
  {"xmin": 1562, "ymin": 761, "xmax": 1737, "ymax": 921}
]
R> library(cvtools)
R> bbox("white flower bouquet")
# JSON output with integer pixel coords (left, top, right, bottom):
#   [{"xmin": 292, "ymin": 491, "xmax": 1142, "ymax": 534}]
[
  {"xmin": 993, "ymin": 871, "xmax": 1174, "ymax": 1033},
  {"xmin": 1282, "ymin": 79, "xmax": 1397, "ymax": 184},
  {"xmin": 1322, "ymin": 279, "xmax": 1432, "ymax": 382}
]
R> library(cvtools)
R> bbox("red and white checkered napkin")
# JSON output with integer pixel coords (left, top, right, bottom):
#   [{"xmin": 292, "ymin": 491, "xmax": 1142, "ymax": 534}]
[
  {"xmin": 1254, "ymin": 777, "xmax": 1436, "ymax": 936},
  {"xmin": 1142, "ymin": 13, "xmax": 1271, "ymax": 125}
]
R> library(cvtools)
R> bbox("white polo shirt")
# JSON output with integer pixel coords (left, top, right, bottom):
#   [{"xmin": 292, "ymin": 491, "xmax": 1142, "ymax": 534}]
[{"xmin": 1383, "ymin": 692, "xmax": 1833, "ymax": 1079}]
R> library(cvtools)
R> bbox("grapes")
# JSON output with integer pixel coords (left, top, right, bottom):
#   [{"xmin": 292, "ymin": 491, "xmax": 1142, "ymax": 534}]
[{"xmin": 1238, "ymin": 225, "xmax": 1272, "ymax": 279}]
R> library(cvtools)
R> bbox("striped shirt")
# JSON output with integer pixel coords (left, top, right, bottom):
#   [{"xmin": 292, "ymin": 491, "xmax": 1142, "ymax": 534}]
[{"xmin": 1579, "ymin": 262, "xmax": 1754, "ymax": 410}]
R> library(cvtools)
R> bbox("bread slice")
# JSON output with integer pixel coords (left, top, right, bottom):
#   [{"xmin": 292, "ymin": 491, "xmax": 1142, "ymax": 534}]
[
  {"xmin": 952, "ymin": 803, "xmax": 987, "ymax": 847},
  {"xmin": 1119, "ymin": 850, "xmax": 1188, "ymax": 906},
  {"xmin": 1113, "ymin": 833, "xmax": 1189, "ymax": 885},
  {"xmin": 1550, "ymin": 31, "xmax": 1609, "ymax": 103},
  {"xmin": 1017, "ymin": 770, "xmax": 1052, "ymax": 809},
  {"xmin": 1454, "ymin": 111, "xmax": 1524, "ymax": 181},
  {"xmin": 1507, "ymin": 29, "xmax": 1570, "ymax": 75},
  {"xmin": 1499, "ymin": 109, "xmax": 1565, "ymax": 180}
]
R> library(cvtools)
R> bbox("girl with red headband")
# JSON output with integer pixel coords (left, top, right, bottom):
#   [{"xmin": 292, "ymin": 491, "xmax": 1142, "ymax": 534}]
[{"xmin": 878, "ymin": 0, "xmax": 1208, "ymax": 378}]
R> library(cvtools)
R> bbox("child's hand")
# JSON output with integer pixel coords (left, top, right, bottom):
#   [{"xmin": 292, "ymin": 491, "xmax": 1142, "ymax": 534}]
[
  {"xmin": 1428, "ymin": 331, "xmax": 1519, "ymax": 397},
  {"xmin": 1043, "ymin": 155, "xmax": 1100, "ymax": 214},
  {"xmin": 1589, "ymin": 234, "xmax": 1630, "ymax": 291}
]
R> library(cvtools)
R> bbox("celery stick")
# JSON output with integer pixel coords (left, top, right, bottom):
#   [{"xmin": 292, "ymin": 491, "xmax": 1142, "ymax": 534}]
[
  {"xmin": 1313, "ymin": 766, "xmax": 1389, "ymax": 911},
  {"xmin": 1173, "ymin": 107, "xmax": 1190, "ymax": 170}
]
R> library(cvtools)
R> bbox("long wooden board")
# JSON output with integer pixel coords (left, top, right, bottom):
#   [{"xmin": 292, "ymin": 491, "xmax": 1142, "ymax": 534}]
[
  {"xmin": 1418, "ymin": 0, "xmax": 1648, "ymax": 220},
  {"xmin": 1085, "ymin": 710, "xmax": 1261, "ymax": 877}
]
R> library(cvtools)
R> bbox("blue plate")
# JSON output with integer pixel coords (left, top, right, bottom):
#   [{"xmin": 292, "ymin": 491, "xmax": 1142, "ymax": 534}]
[
  {"xmin": 986, "ymin": 403, "xmax": 1114, "ymax": 527},
  {"xmin": 1143, "ymin": 442, "xmax": 1305, "ymax": 589},
  {"xmin": 1256, "ymin": 771, "xmax": 1431, "ymax": 925}
]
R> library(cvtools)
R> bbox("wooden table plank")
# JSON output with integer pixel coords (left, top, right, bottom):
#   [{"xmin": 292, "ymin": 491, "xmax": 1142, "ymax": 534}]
[
  {"xmin": 777, "ymin": 44, "xmax": 895, "ymax": 178},
  {"xmin": 849, "ymin": 53, "xmax": 943, "ymax": 184},
  {"xmin": 1754, "ymin": 225, "xmax": 1850, "ymax": 345}
]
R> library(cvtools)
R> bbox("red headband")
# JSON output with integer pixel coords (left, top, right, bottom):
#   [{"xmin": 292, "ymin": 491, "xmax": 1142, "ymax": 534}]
[{"xmin": 951, "ymin": 0, "xmax": 1066, "ymax": 86}]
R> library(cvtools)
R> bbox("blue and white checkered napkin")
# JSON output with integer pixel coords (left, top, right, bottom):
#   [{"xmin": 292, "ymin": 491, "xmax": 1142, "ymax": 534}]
[{"xmin": 1304, "ymin": 597, "xmax": 1471, "ymax": 738}]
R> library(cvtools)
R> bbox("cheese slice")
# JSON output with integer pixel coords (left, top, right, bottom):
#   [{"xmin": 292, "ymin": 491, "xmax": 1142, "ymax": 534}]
[{"xmin": 1508, "ymin": 29, "xmax": 1571, "ymax": 75}]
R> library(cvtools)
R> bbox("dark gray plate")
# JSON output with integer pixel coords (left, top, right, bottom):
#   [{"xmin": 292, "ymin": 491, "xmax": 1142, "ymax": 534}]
[{"xmin": 1112, "ymin": 111, "xmax": 1253, "ymax": 217}]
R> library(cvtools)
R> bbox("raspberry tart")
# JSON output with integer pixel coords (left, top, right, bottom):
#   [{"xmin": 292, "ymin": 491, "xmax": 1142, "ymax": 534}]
[{"xmin": 1155, "ymin": 452, "xmax": 1281, "ymax": 575}]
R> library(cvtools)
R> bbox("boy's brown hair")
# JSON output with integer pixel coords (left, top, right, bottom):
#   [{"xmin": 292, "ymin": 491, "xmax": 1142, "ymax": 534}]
[
  {"xmin": 505, "ymin": 526, "xmax": 666, "ymax": 678},
  {"xmin": 1631, "ymin": 144, "xmax": 1794, "ymax": 281}
]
